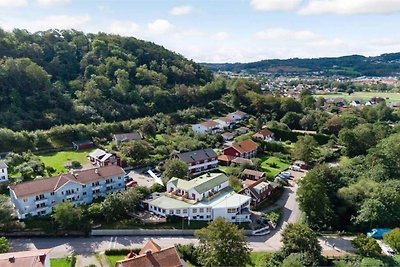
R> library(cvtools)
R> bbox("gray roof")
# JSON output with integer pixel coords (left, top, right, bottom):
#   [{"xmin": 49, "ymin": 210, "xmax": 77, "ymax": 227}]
[
  {"xmin": 169, "ymin": 173, "xmax": 229, "ymax": 195},
  {"xmin": 0, "ymin": 160, "xmax": 7, "ymax": 169},
  {"xmin": 176, "ymin": 148, "xmax": 217, "ymax": 164},
  {"xmin": 114, "ymin": 132, "xmax": 142, "ymax": 142}
]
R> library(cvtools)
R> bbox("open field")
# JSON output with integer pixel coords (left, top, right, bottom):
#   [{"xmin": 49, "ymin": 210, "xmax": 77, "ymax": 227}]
[
  {"xmin": 314, "ymin": 92, "xmax": 400, "ymax": 103},
  {"xmin": 50, "ymin": 258, "xmax": 71, "ymax": 267},
  {"xmin": 39, "ymin": 149, "xmax": 93, "ymax": 174},
  {"xmin": 261, "ymin": 156, "xmax": 290, "ymax": 179}
]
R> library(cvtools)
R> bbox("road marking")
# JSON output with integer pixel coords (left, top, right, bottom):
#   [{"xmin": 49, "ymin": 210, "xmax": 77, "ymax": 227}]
[
  {"xmin": 113, "ymin": 237, "xmax": 118, "ymax": 249},
  {"xmin": 108, "ymin": 237, "xmax": 114, "ymax": 250}
]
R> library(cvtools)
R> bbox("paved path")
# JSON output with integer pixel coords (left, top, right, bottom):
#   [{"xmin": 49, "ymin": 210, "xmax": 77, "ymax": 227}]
[{"xmin": 76, "ymin": 254, "xmax": 101, "ymax": 267}]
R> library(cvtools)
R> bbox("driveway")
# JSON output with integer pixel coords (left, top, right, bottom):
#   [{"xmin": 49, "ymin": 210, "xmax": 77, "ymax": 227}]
[{"xmin": 126, "ymin": 169, "xmax": 157, "ymax": 188}]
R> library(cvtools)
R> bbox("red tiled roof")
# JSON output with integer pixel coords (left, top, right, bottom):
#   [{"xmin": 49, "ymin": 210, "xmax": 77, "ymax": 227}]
[
  {"xmin": 218, "ymin": 116, "xmax": 235, "ymax": 123},
  {"xmin": 231, "ymin": 157, "xmax": 253, "ymax": 165},
  {"xmin": 9, "ymin": 165, "xmax": 125, "ymax": 198},
  {"xmin": 253, "ymin": 128, "xmax": 273, "ymax": 138},
  {"xmin": 230, "ymin": 139, "xmax": 259, "ymax": 154},
  {"xmin": 242, "ymin": 169, "xmax": 265, "ymax": 178},
  {"xmin": 139, "ymin": 240, "xmax": 162, "ymax": 254},
  {"xmin": 217, "ymin": 155, "xmax": 235, "ymax": 162},
  {"xmin": 200, "ymin": 120, "xmax": 219, "ymax": 128},
  {"xmin": 0, "ymin": 249, "xmax": 52, "ymax": 267}
]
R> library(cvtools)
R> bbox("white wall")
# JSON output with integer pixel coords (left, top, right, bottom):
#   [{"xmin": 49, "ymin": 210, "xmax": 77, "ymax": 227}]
[{"xmin": 0, "ymin": 167, "xmax": 7, "ymax": 182}]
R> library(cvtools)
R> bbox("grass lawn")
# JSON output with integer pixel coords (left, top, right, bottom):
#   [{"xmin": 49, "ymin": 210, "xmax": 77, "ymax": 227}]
[
  {"xmin": 314, "ymin": 92, "xmax": 400, "ymax": 103},
  {"xmin": 260, "ymin": 156, "xmax": 290, "ymax": 179},
  {"xmin": 50, "ymin": 258, "xmax": 71, "ymax": 267},
  {"xmin": 106, "ymin": 255, "xmax": 125, "ymax": 267},
  {"xmin": 39, "ymin": 148, "xmax": 93, "ymax": 174},
  {"xmin": 247, "ymin": 252, "xmax": 269, "ymax": 267}
]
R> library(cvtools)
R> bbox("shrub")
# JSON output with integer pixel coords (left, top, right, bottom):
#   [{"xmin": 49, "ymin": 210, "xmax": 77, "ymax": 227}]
[
  {"xmin": 263, "ymin": 209, "xmax": 282, "ymax": 227},
  {"xmin": 71, "ymin": 161, "xmax": 82, "ymax": 169},
  {"xmin": 383, "ymin": 228, "xmax": 400, "ymax": 253},
  {"xmin": 176, "ymin": 243, "xmax": 200, "ymax": 266},
  {"xmin": 351, "ymin": 234, "xmax": 382, "ymax": 257},
  {"xmin": 104, "ymin": 248, "xmax": 141, "ymax": 256}
]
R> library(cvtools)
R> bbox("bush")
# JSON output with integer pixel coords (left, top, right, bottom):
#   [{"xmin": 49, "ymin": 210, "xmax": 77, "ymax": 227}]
[
  {"xmin": 383, "ymin": 228, "xmax": 400, "ymax": 253},
  {"xmin": 351, "ymin": 234, "xmax": 382, "ymax": 257},
  {"xmin": 360, "ymin": 257, "xmax": 385, "ymax": 267},
  {"xmin": 176, "ymin": 243, "xmax": 200, "ymax": 266},
  {"xmin": 105, "ymin": 248, "xmax": 141, "ymax": 256},
  {"xmin": 263, "ymin": 209, "xmax": 282, "ymax": 227},
  {"xmin": 71, "ymin": 161, "xmax": 82, "ymax": 169}
]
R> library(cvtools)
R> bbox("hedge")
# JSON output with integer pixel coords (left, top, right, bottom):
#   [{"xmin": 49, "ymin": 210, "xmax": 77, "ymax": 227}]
[{"xmin": 104, "ymin": 248, "xmax": 141, "ymax": 256}]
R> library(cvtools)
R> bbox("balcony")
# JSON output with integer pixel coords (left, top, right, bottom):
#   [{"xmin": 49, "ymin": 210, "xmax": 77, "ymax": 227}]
[
  {"xmin": 34, "ymin": 198, "xmax": 48, "ymax": 204},
  {"xmin": 188, "ymin": 160, "xmax": 218, "ymax": 171}
]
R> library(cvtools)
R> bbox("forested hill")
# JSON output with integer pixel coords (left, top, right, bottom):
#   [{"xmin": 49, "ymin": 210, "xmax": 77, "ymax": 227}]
[
  {"xmin": 203, "ymin": 53, "xmax": 400, "ymax": 77},
  {"xmin": 0, "ymin": 28, "xmax": 218, "ymax": 131}
]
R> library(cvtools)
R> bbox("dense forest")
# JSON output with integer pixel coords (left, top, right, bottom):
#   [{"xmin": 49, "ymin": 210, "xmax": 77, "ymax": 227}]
[
  {"xmin": 203, "ymin": 53, "xmax": 400, "ymax": 76},
  {"xmin": 0, "ymin": 28, "xmax": 222, "ymax": 131}
]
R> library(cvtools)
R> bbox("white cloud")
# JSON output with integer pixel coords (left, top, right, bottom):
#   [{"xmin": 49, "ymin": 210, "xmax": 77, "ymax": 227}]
[
  {"xmin": 255, "ymin": 28, "xmax": 319, "ymax": 41},
  {"xmin": 370, "ymin": 37, "xmax": 400, "ymax": 46},
  {"xmin": 108, "ymin": 21, "xmax": 140, "ymax": 36},
  {"xmin": 213, "ymin": 31, "xmax": 229, "ymax": 41},
  {"xmin": 298, "ymin": 0, "xmax": 400, "ymax": 15},
  {"xmin": 32, "ymin": 14, "xmax": 91, "ymax": 30},
  {"xmin": 148, "ymin": 19, "xmax": 174, "ymax": 35},
  {"xmin": 170, "ymin": 5, "xmax": 193, "ymax": 16},
  {"xmin": 36, "ymin": 0, "xmax": 70, "ymax": 7},
  {"xmin": 250, "ymin": 0, "xmax": 301, "ymax": 11},
  {"xmin": 0, "ymin": 0, "xmax": 28, "ymax": 8}
]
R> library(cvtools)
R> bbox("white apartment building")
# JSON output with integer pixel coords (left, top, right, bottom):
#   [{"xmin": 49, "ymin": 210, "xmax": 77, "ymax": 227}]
[
  {"xmin": 0, "ymin": 160, "xmax": 8, "ymax": 182},
  {"xmin": 146, "ymin": 173, "xmax": 251, "ymax": 223},
  {"xmin": 9, "ymin": 165, "xmax": 126, "ymax": 219}
]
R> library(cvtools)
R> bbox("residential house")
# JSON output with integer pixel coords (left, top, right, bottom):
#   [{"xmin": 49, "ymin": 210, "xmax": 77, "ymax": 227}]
[
  {"xmin": 0, "ymin": 249, "xmax": 52, "ymax": 267},
  {"xmin": 223, "ymin": 139, "xmax": 259, "ymax": 159},
  {"xmin": 88, "ymin": 148, "xmax": 122, "ymax": 167},
  {"xmin": 9, "ymin": 165, "xmax": 126, "ymax": 219},
  {"xmin": 146, "ymin": 173, "xmax": 251, "ymax": 223},
  {"xmin": 114, "ymin": 132, "xmax": 142, "ymax": 147},
  {"xmin": 173, "ymin": 148, "xmax": 218, "ymax": 174},
  {"xmin": 72, "ymin": 140, "xmax": 94, "ymax": 151},
  {"xmin": 192, "ymin": 120, "xmax": 222, "ymax": 135},
  {"xmin": 235, "ymin": 126, "xmax": 249, "ymax": 135},
  {"xmin": 217, "ymin": 155, "xmax": 236, "ymax": 166},
  {"xmin": 214, "ymin": 116, "xmax": 236, "ymax": 129},
  {"xmin": 116, "ymin": 240, "xmax": 186, "ymax": 267},
  {"xmin": 227, "ymin": 110, "xmax": 248, "ymax": 122},
  {"xmin": 231, "ymin": 157, "xmax": 253, "ymax": 166},
  {"xmin": 0, "ymin": 160, "xmax": 8, "ymax": 182},
  {"xmin": 239, "ymin": 179, "xmax": 279, "ymax": 207},
  {"xmin": 350, "ymin": 100, "xmax": 362, "ymax": 107},
  {"xmin": 253, "ymin": 128, "xmax": 274, "ymax": 142},
  {"xmin": 241, "ymin": 169, "xmax": 265, "ymax": 180},
  {"xmin": 222, "ymin": 132, "xmax": 234, "ymax": 141}
]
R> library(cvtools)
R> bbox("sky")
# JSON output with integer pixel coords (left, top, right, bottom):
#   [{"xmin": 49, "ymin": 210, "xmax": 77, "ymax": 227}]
[{"xmin": 0, "ymin": 0, "xmax": 400, "ymax": 63}]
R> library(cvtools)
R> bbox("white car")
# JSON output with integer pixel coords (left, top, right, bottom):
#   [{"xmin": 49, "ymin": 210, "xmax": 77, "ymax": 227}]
[
  {"xmin": 252, "ymin": 226, "xmax": 270, "ymax": 236},
  {"xmin": 290, "ymin": 165, "xmax": 301, "ymax": 172}
]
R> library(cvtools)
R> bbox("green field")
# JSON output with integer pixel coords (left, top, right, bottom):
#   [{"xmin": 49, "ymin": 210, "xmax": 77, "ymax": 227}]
[
  {"xmin": 39, "ymin": 149, "xmax": 93, "ymax": 174},
  {"xmin": 314, "ymin": 92, "xmax": 400, "ymax": 103},
  {"xmin": 261, "ymin": 156, "xmax": 290, "ymax": 178},
  {"xmin": 106, "ymin": 255, "xmax": 125, "ymax": 267},
  {"xmin": 50, "ymin": 258, "xmax": 71, "ymax": 267}
]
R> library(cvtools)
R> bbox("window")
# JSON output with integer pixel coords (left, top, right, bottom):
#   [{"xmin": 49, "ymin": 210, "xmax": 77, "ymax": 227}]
[
  {"xmin": 169, "ymin": 210, "xmax": 173, "ymax": 214},
  {"xmin": 183, "ymin": 209, "xmax": 188, "ymax": 214},
  {"xmin": 82, "ymin": 185, "xmax": 86, "ymax": 188},
  {"xmin": 206, "ymin": 208, "xmax": 211, "ymax": 212},
  {"xmin": 227, "ymin": 208, "xmax": 236, "ymax": 213},
  {"xmin": 199, "ymin": 208, "xmax": 204, "ymax": 213},
  {"xmin": 176, "ymin": 210, "xmax": 181, "ymax": 214},
  {"xmin": 83, "ymin": 192, "xmax": 87, "ymax": 196},
  {"xmin": 50, "ymin": 192, "xmax": 54, "ymax": 196},
  {"xmin": 192, "ymin": 208, "xmax": 197, "ymax": 213},
  {"xmin": 23, "ymin": 198, "xmax": 28, "ymax": 202}
]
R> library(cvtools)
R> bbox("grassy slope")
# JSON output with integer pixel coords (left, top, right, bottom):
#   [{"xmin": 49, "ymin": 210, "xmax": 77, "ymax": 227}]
[
  {"xmin": 261, "ymin": 156, "xmax": 290, "ymax": 178},
  {"xmin": 314, "ymin": 92, "xmax": 400, "ymax": 103},
  {"xmin": 39, "ymin": 149, "xmax": 93, "ymax": 174}
]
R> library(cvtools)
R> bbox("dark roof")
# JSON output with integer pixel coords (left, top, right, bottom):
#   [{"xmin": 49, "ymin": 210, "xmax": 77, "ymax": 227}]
[
  {"xmin": 0, "ymin": 160, "xmax": 7, "ymax": 169},
  {"xmin": 176, "ymin": 148, "xmax": 217, "ymax": 164},
  {"xmin": 9, "ymin": 165, "xmax": 125, "ymax": 198},
  {"xmin": 114, "ymin": 132, "xmax": 142, "ymax": 142}
]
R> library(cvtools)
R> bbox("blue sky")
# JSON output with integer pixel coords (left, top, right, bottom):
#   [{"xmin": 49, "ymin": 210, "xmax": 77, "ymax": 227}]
[{"xmin": 0, "ymin": 0, "xmax": 400, "ymax": 63}]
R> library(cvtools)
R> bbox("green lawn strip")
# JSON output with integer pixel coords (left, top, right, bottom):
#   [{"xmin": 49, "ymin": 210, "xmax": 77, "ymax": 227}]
[
  {"xmin": 39, "ymin": 148, "xmax": 93, "ymax": 173},
  {"xmin": 247, "ymin": 252, "xmax": 268, "ymax": 267},
  {"xmin": 260, "ymin": 156, "xmax": 290, "ymax": 179},
  {"xmin": 106, "ymin": 255, "xmax": 125, "ymax": 267},
  {"xmin": 50, "ymin": 258, "xmax": 71, "ymax": 267}
]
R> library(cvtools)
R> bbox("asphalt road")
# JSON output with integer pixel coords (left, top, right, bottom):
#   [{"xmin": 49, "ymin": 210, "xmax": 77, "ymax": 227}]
[{"xmin": 8, "ymin": 178, "xmax": 355, "ymax": 258}]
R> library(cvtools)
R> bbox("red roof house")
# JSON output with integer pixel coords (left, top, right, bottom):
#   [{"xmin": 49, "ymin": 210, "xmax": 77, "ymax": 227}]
[{"xmin": 223, "ymin": 139, "xmax": 259, "ymax": 159}]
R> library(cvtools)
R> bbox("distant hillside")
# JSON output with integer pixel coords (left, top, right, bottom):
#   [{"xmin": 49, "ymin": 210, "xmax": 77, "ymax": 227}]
[
  {"xmin": 0, "ymin": 28, "xmax": 216, "ymax": 131},
  {"xmin": 203, "ymin": 53, "xmax": 400, "ymax": 77}
]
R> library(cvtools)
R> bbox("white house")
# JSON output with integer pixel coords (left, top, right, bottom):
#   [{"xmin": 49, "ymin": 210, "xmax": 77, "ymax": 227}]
[
  {"xmin": 350, "ymin": 100, "xmax": 362, "ymax": 107},
  {"xmin": 227, "ymin": 110, "xmax": 248, "ymax": 122},
  {"xmin": 146, "ymin": 173, "xmax": 251, "ymax": 223},
  {"xmin": 192, "ymin": 120, "xmax": 222, "ymax": 135},
  {"xmin": 9, "ymin": 165, "xmax": 126, "ymax": 219},
  {"xmin": 214, "ymin": 116, "xmax": 235, "ymax": 129},
  {"xmin": 0, "ymin": 160, "xmax": 8, "ymax": 182}
]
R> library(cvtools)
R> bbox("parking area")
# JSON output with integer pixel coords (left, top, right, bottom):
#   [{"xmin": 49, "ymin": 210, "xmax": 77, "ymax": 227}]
[{"xmin": 126, "ymin": 169, "xmax": 157, "ymax": 188}]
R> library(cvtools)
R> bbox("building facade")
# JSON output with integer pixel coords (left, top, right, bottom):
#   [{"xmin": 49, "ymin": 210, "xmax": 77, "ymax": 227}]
[
  {"xmin": 0, "ymin": 160, "xmax": 8, "ymax": 182},
  {"xmin": 9, "ymin": 165, "xmax": 126, "ymax": 219},
  {"xmin": 173, "ymin": 148, "xmax": 218, "ymax": 174},
  {"xmin": 146, "ymin": 173, "xmax": 251, "ymax": 223},
  {"xmin": 223, "ymin": 139, "xmax": 259, "ymax": 159},
  {"xmin": 192, "ymin": 120, "xmax": 222, "ymax": 135}
]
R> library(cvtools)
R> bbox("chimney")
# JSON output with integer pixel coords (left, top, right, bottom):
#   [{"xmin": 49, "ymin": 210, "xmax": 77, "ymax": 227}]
[
  {"xmin": 39, "ymin": 254, "xmax": 46, "ymax": 263},
  {"xmin": 145, "ymin": 249, "xmax": 152, "ymax": 256},
  {"xmin": 9, "ymin": 257, "xmax": 15, "ymax": 263},
  {"xmin": 95, "ymin": 168, "xmax": 99, "ymax": 174}
]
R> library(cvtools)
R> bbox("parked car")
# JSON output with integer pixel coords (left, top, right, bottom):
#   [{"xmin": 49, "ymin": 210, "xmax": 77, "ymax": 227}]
[
  {"xmin": 367, "ymin": 228, "xmax": 391, "ymax": 239},
  {"xmin": 290, "ymin": 165, "xmax": 302, "ymax": 172},
  {"xmin": 277, "ymin": 174, "xmax": 288, "ymax": 180},
  {"xmin": 280, "ymin": 171, "xmax": 291, "ymax": 178},
  {"xmin": 252, "ymin": 226, "xmax": 270, "ymax": 236}
]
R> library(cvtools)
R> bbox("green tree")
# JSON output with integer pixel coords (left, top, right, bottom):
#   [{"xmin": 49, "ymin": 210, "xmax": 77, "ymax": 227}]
[
  {"xmin": 195, "ymin": 217, "xmax": 251, "ymax": 267},
  {"xmin": 281, "ymin": 223, "xmax": 322, "ymax": 264},
  {"xmin": 292, "ymin": 135, "xmax": 318, "ymax": 163},
  {"xmin": 351, "ymin": 234, "xmax": 382, "ymax": 257},
  {"xmin": 141, "ymin": 118, "xmax": 157, "ymax": 137},
  {"xmin": 0, "ymin": 236, "xmax": 10, "ymax": 253},
  {"xmin": 119, "ymin": 140, "xmax": 151, "ymax": 165},
  {"xmin": 0, "ymin": 195, "xmax": 18, "ymax": 231},
  {"xmin": 359, "ymin": 258, "xmax": 385, "ymax": 267},
  {"xmin": 383, "ymin": 228, "xmax": 400, "ymax": 253},
  {"xmin": 163, "ymin": 159, "xmax": 189, "ymax": 181},
  {"xmin": 53, "ymin": 202, "xmax": 86, "ymax": 230},
  {"xmin": 100, "ymin": 192, "xmax": 126, "ymax": 222},
  {"xmin": 281, "ymin": 253, "xmax": 304, "ymax": 267}
]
